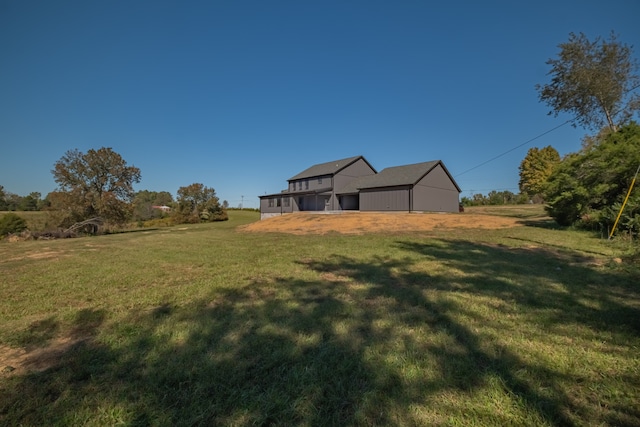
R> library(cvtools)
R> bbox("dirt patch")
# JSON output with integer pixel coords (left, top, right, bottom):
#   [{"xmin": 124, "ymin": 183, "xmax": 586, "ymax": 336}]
[
  {"xmin": 0, "ymin": 337, "xmax": 85, "ymax": 377},
  {"xmin": 240, "ymin": 212, "xmax": 523, "ymax": 235}
]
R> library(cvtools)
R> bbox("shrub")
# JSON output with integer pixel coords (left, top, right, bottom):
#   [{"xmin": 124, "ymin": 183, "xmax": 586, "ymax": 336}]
[
  {"xmin": 544, "ymin": 122, "xmax": 640, "ymax": 232},
  {"xmin": 0, "ymin": 213, "xmax": 28, "ymax": 237}
]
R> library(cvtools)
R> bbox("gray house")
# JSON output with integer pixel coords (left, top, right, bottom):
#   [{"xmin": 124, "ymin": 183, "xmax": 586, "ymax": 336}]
[{"xmin": 259, "ymin": 155, "xmax": 461, "ymax": 219}]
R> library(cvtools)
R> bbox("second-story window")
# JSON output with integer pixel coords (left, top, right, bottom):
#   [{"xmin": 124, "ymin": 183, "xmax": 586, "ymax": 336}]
[
  {"xmin": 298, "ymin": 181, "xmax": 302, "ymax": 190},
  {"xmin": 305, "ymin": 180, "xmax": 309, "ymax": 190},
  {"xmin": 318, "ymin": 177, "xmax": 323, "ymax": 184}
]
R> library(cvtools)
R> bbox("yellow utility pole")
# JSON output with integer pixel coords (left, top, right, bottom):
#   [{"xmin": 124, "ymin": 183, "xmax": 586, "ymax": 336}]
[{"xmin": 609, "ymin": 164, "xmax": 640, "ymax": 239}]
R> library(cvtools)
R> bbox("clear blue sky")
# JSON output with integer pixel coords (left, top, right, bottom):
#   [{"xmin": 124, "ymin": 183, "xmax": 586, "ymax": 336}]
[{"xmin": 1, "ymin": 0, "xmax": 639, "ymax": 208}]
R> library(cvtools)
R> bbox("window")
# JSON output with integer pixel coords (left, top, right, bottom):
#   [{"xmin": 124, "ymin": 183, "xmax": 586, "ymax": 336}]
[
  {"xmin": 305, "ymin": 180, "xmax": 309, "ymax": 190},
  {"xmin": 283, "ymin": 197, "xmax": 290, "ymax": 207},
  {"xmin": 298, "ymin": 181, "xmax": 302, "ymax": 190},
  {"xmin": 276, "ymin": 198, "xmax": 281, "ymax": 207},
  {"xmin": 268, "ymin": 198, "xmax": 274, "ymax": 207},
  {"xmin": 318, "ymin": 177, "xmax": 323, "ymax": 184}
]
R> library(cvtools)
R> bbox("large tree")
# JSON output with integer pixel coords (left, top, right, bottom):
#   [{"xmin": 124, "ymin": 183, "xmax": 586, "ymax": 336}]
[
  {"xmin": 51, "ymin": 147, "xmax": 141, "ymax": 227},
  {"xmin": 518, "ymin": 146, "xmax": 560, "ymax": 198},
  {"xmin": 175, "ymin": 183, "xmax": 227, "ymax": 223},
  {"xmin": 536, "ymin": 32, "xmax": 640, "ymax": 132}
]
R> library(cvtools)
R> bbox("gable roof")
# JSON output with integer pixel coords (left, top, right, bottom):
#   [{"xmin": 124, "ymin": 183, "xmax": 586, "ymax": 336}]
[
  {"xmin": 288, "ymin": 155, "xmax": 373, "ymax": 181},
  {"xmin": 337, "ymin": 160, "xmax": 461, "ymax": 194}
]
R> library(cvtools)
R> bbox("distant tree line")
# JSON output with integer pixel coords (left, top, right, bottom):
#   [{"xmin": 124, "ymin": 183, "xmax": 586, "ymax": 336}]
[
  {"xmin": 460, "ymin": 191, "xmax": 529, "ymax": 207},
  {"xmin": 0, "ymin": 187, "xmax": 46, "ymax": 211},
  {"xmin": 1, "ymin": 147, "xmax": 228, "ymax": 236}
]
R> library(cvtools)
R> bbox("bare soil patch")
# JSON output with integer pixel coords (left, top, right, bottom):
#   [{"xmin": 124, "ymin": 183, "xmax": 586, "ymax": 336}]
[
  {"xmin": 0, "ymin": 337, "xmax": 85, "ymax": 377},
  {"xmin": 240, "ymin": 212, "xmax": 523, "ymax": 235}
]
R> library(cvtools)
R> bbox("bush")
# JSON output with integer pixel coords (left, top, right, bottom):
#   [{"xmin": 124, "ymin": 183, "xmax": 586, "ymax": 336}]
[
  {"xmin": 544, "ymin": 122, "xmax": 640, "ymax": 233},
  {"xmin": 0, "ymin": 213, "xmax": 28, "ymax": 237}
]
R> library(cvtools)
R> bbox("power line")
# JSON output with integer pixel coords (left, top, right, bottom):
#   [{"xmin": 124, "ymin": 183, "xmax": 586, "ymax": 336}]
[
  {"xmin": 454, "ymin": 76, "xmax": 640, "ymax": 179},
  {"xmin": 454, "ymin": 119, "xmax": 574, "ymax": 178}
]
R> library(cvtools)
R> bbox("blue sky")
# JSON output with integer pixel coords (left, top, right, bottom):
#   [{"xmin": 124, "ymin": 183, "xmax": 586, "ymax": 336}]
[{"xmin": 1, "ymin": 1, "xmax": 639, "ymax": 208}]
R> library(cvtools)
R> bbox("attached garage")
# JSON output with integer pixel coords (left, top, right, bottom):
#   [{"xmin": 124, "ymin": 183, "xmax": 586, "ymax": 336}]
[
  {"xmin": 338, "ymin": 160, "xmax": 461, "ymax": 213},
  {"xmin": 360, "ymin": 186, "xmax": 410, "ymax": 211}
]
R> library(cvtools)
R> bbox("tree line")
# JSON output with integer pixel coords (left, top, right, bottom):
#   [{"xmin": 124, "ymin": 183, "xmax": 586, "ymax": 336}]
[{"xmin": 1, "ymin": 147, "xmax": 228, "ymax": 236}]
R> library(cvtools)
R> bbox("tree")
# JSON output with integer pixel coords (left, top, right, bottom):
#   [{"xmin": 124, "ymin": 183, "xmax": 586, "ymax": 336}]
[
  {"xmin": 19, "ymin": 192, "xmax": 41, "ymax": 211},
  {"xmin": 518, "ymin": 146, "xmax": 561, "ymax": 199},
  {"xmin": 0, "ymin": 213, "xmax": 28, "ymax": 237},
  {"xmin": 472, "ymin": 193, "xmax": 487, "ymax": 205},
  {"xmin": 536, "ymin": 32, "xmax": 640, "ymax": 132},
  {"xmin": 2, "ymin": 191, "xmax": 21, "ymax": 211},
  {"xmin": 51, "ymin": 147, "xmax": 141, "ymax": 227},
  {"xmin": 544, "ymin": 122, "xmax": 640, "ymax": 232},
  {"xmin": 133, "ymin": 190, "xmax": 174, "ymax": 221},
  {"xmin": 0, "ymin": 186, "xmax": 7, "ymax": 211},
  {"xmin": 175, "ymin": 183, "xmax": 227, "ymax": 223}
]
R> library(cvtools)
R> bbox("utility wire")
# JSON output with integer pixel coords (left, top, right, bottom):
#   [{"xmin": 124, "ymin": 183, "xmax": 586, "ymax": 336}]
[
  {"xmin": 455, "ymin": 81, "xmax": 640, "ymax": 179},
  {"xmin": 454, "ymin": 119, "xmax": 575, "ymax": 178}
]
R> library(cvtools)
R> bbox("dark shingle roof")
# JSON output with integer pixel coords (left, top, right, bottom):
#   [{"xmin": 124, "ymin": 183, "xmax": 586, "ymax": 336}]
[
  {"xmin": 357, "ymin": 161, "xmax": 440, "ymax": 188},
  {"xmin": 288, "ymin": 155, "xmax": 365, "ymax": 181},
  {"xmin": 336, "ymin": 160, "xmax": 460, "ymax": 193},
  {"xmin": 336, "ymin": 176, "xmax": 367, "ymax": 194}
]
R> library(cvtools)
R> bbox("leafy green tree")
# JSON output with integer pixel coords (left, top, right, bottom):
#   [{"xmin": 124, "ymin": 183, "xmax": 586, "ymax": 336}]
[
  {"xmin": 472, "ymin": 193, "xmax": 487, "ymax": 205},
  {"xmin": 519, "ymin": 146, "xmax": 561, "ymax": 199},
  {"xmin": 51, "ymin": 147, "xmax": 141, "ymax": 228},
  {"xmin": 154, "ymin": 191, "xmax": 173, "ymax": 207},
  {"xmin": 0, "ymin": 212, "xmax": 28, "ymax": 237},
  {"xmin": 175, "ymin": 183, "xmax": 227, "ymax": 223},
  {"xmin": 0, "ymin": 186, "xmax": 7, "ymax": 211},
  {"xmin": 18, "ymin": 192, "xmax": 41, "ymax": 211},
  {"xmin": 2, "ymin": 191, "xmax": 21, "ymax": 211},
  {"xmin": 133, "ymin": 190, "xmax": 174, "ymax": 221},
  {"xmin": 544, "ymin": 122, "xmax": 640, "ymax": 232},
  {"xmin": 536, "ymin": 32, "xmax": 640, "ymax": 132}
]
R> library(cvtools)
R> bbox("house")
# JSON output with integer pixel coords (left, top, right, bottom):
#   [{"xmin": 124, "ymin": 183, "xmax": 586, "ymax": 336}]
[{"xmin": 259, "ymin": 155, "xmax": 461, "ymax": 219}]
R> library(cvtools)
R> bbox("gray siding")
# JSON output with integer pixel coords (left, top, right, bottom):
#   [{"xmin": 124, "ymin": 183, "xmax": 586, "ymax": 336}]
[
  {"xmin": 333, "ymin": 158, "xmax": 376, "ymax": 210},
  {"xmin": 288, "ymin": 174, "xmax": 332, "ymax": 194},
  {"xmin": 296, "ymin": 194, "xmax": 329, "ymax": 211},
  {"xmin": 413, "ymin": 164, "xmax": 459, "ymax": 212},
  {"xmin": 286, "ymin": 157, "xmax": 375, "ymax": 211},
  {"xmin": 360, "ymin": 186, "xmax": 411, "ymax": 211},
  {"xmin": 259, "ymin": 195, "xmax": 295, "ymax": 214}
]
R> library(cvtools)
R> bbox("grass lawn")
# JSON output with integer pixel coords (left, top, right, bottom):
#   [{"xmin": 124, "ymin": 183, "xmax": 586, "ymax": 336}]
[{"xmin": 1, "ymin": 207, "xmax": 639, "ymax": 426}]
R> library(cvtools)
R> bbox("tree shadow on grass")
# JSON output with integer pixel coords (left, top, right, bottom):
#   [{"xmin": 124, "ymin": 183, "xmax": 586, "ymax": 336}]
[
  {"xmin": 1, "ymin": 239, "xmax": 639, "ymax": 426},
  {"xmin": 1, "ymin": 281, "xmax": 387, "ymax": 425},
  {"xmin": 395, "ymin": 239, "xmax": 639, "ymax": 336}
]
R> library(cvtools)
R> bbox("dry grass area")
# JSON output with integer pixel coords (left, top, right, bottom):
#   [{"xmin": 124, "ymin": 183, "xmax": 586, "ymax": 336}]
[{"xmin": 240, "ymin": 211, "xmax": 524, "ymax": 235}]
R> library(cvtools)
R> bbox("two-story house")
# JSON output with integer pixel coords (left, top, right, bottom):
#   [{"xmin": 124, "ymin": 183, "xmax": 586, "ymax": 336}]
[{"xmin": 259, "ymin": 155, "xmax": 461, "ymax": 219}]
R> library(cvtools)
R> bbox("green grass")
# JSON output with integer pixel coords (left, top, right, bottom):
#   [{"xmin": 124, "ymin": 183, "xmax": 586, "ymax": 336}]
[{"xmin": 1, "ymin": 207, "xmax": 639, "ymax": 426}]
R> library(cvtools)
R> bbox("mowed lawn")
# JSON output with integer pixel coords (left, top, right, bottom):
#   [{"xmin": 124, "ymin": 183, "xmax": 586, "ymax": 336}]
[{"xmin": 1, "ymin": 208, "xmax": 639, "ymax": 426}]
